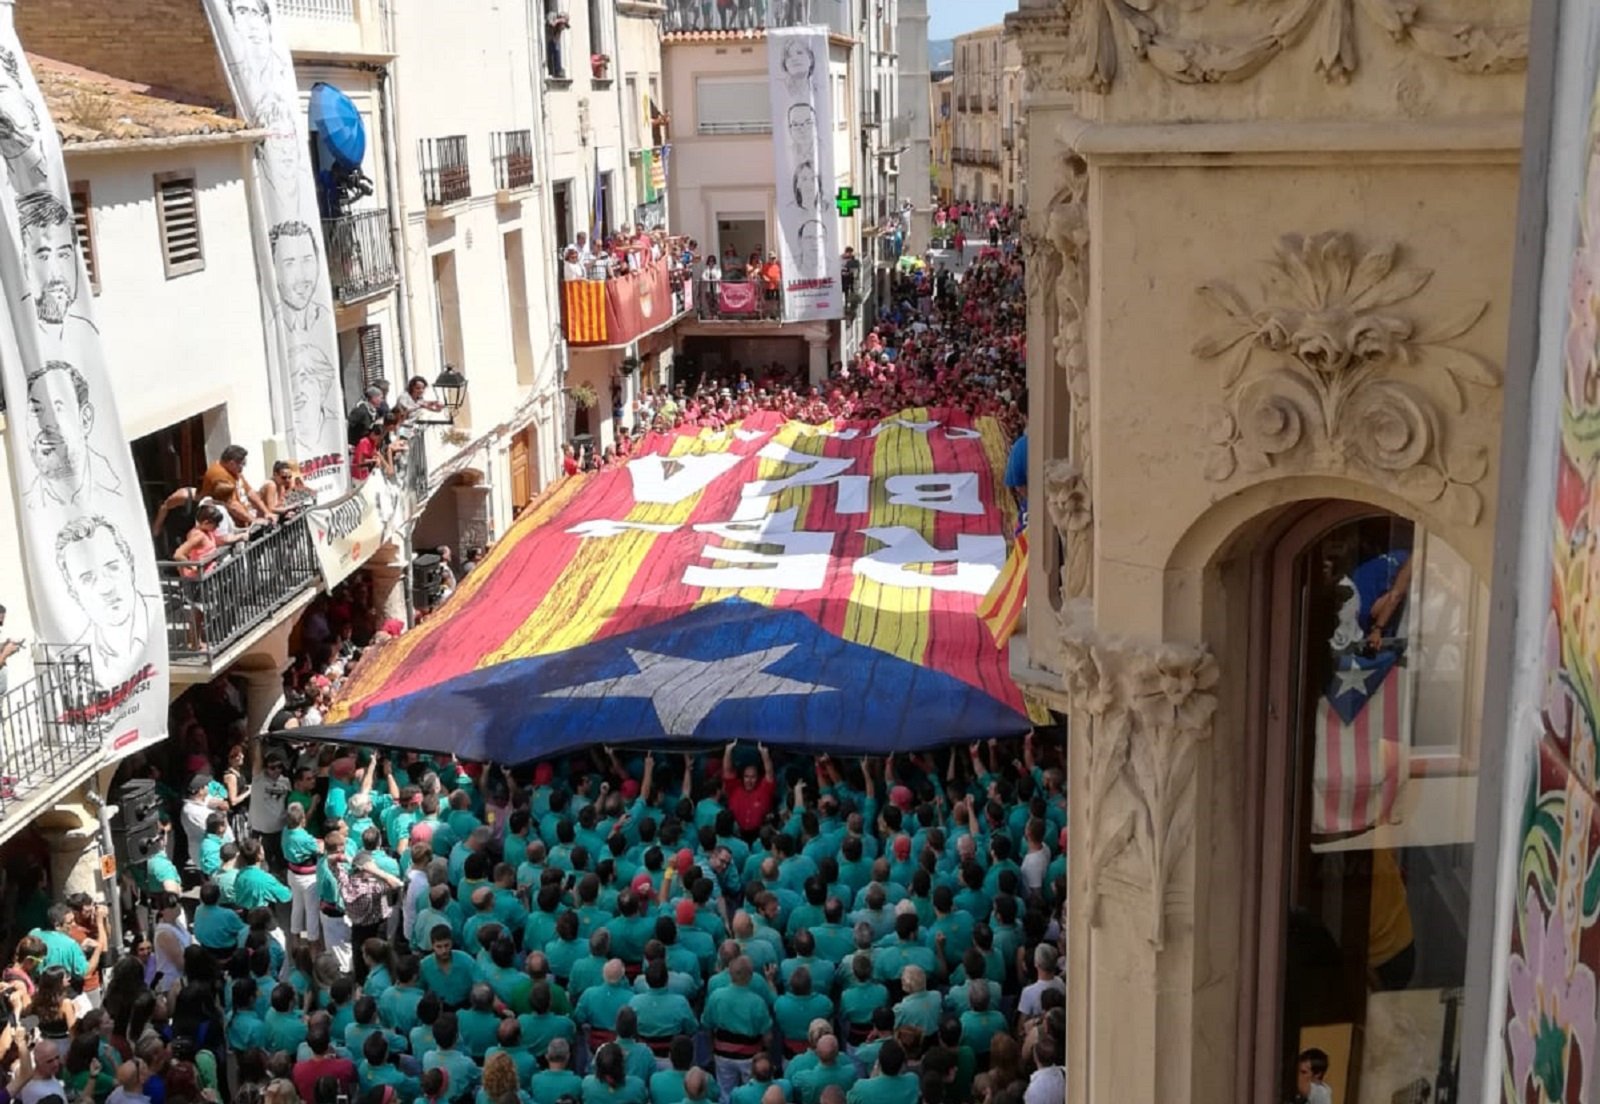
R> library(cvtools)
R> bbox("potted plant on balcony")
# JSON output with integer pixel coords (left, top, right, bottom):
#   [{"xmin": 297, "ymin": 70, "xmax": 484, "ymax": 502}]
[
  {"xmin": 567, "ymin": 382, "xmax": 599, "ymax": 409},
  {"xmin": 620, "ymin": 355, "xmax": 641, "ymax": 376},
  {"xmin": 591, "ymin": 53, "xmax": 611, "ymax": 79}
]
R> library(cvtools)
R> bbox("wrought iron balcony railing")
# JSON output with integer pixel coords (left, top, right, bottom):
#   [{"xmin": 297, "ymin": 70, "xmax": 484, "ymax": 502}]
[
  {"xmin": 492, "ymin": 130, "xmax": 536, "ymax": 191},
  {"xmin": 419, "ymin": 135, "xmax": 472, "ymax": 206},
  {"xmin": 158, "ymin": 513, "xmax": 320, "ymax": 664},
  {"xmin": 0, "ymin": 646, "xmax": 105, "ymax": 821},
  {"xmin": 279, "ymin": 0, "xmax": 354, "ymax": 18},
  {"xmin": 323, "ymin": 209, "xmax": 398, "ymax": 304}
]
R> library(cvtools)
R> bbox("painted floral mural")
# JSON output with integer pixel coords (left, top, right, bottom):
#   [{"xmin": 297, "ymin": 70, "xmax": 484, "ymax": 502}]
[{"xmin": 1504, "ymin": 78, "xmax": 1600, "ymax": 1104}]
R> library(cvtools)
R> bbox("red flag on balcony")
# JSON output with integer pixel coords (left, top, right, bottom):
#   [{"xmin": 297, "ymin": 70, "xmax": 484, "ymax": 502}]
[
  {"xmin": 718, "ymin": 281, "xmax": 759, "ymax": 315},
  {"xmin": 563, "ymin": 280, "xmax": 608, "ymax": 344}
]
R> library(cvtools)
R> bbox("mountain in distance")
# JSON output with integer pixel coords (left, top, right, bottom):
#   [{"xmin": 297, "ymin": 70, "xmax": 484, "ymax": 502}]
[{"xmin": 929, "ymin": 38, "xmax": 953, "ymax": 69}]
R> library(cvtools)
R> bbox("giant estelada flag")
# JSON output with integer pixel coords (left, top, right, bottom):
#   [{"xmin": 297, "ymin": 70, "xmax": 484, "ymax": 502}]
[
  {"xmin": 322, "ymin": 410, "xmax": 1034, "ymax": 762},
  {"xmin": 200, "ymin": 0, "xmax": 348, "ymax": 494},
  {"xmin": 0, "ymin": 1, "xmax": 169, "ymax": 759}
]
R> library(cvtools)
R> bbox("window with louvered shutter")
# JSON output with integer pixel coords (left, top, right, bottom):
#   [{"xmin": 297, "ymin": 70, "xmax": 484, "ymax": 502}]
[
  {"xmin": 154, "ymin": 171, "xmax": 204, "ymax": 277},
  {"xmin": 69, "ymin": 182, "xmax": 99, "ymax": 294},
  {"xmin": 358, "ymin": 324, "xmax": 384, "ymax": 388}
]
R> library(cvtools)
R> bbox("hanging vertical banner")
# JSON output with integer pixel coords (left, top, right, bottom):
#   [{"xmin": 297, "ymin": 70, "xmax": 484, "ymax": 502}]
[
  {"xmin": 0, "ymin": 1, "xmax": 168, "ymax": 758},
  {"xmin": 201, "ymin": 0, "xmax": 348, "ymax": 495},
  {"xmin": 769, "ymin": 26, "xmax": 842, "ymax": 323}
]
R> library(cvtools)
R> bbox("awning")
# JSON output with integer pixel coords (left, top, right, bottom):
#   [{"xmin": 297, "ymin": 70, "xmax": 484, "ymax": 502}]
[{"xmin": 311, "ymin": 410, "xmax": 1031, "ymax": 761}]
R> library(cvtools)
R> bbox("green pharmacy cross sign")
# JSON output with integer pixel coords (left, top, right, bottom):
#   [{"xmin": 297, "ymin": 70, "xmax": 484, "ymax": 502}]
[{"xmin": 835, "ymin": 187, "xmax": 862, "ymax": 217}]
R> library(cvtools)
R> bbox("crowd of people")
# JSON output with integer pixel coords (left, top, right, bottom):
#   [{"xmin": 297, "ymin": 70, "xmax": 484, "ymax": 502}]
[{"xmin": 5, "ymin": 725, "xmax": 1065, "ymax": 1104}]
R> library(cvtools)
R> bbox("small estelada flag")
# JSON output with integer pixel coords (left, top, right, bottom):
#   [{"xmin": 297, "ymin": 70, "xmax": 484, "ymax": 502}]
[{"xmin": 978, "ymin": 530, "xmax": 1028, "ymax": 648}]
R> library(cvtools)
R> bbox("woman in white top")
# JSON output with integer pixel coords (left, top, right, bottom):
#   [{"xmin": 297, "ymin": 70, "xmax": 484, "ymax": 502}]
[{"xmin": 149, "ymin": 893, "xmax": 191, "ymax": 994}]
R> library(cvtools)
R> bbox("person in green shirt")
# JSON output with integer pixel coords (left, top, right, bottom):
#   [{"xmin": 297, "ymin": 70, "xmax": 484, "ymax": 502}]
[
  {"xmin": 728, "ymin": 1055, "xmax": 791, "ymax": 1104},
  {"xmin": 647, "ymin": 1036, "xmax": 695, "ymax": 1104},
  {"xmin": 574, "ymin": 960, "xmax": 635, "ymax": 1046},
  {"xmin": 457, "ymin": 983, "xmax": 504, "ymax": 1059},
  {"xmin": 810, "ymin": 899, "xmax": 856, "ymax": 963},
  {"xmin": 791, "ymin": 1035, "xmax": 857, "ymax": 1104},
  {"xmin": 482, "ymin": 936, "xmax": 533, "ymax": 1014},
  {"xmin": 517, "ymin": 980, "xmax": 577, "ymax": 1059},
  {"xmin": 197, "ymin": 813, "xmax": 228, "ymax": 877},
  {"xmin": 581, "ymin": 1042, "xmax": 647, "ymax": 1104},
  {"xmin": 779, "ymin": 931, "xmax": 836, "ymax": 995},
  {"xmin": 837, "ymin": 955, "xmax": 886, "ymax": 1043},
  {"xmin": 844, "ymin": 1040, "xmax": 918, "ymax": 1104},
  {"xmin": 264, "ymin": 982, "xmax": 309, "ymax": 1053},
  {"xmin": 773, "ymin": 967, "xmax": 833, "ymax": 1054},
  {"xmin": 420, "ymin": 927, "xmax": 478, "ymax": 1009},
  {"xmin": 359, "ymin": 1033, "xmax": 421, "ymax": 1097},
  {"xmin": 226, "ymin": 978, "xmax": 267, "ymax": 1051},
  {"xmin": 30, "ymin": 906, "xmax": 89, "ymax": 981},
  {"xmin": 485, "ymin": 1019, "xmax": 539, "ymax": 1088},
  {"xmin": 136, "ymin": 846, "xmax": 183, "ymax": 896},
  {"xmin": 628, "ymin": 961, "xmax": 697, "ymax": 1044},
  {"xmin": 232, "ymin": 839, "xmax": 292, "ymax": 910},
  {"xmin": 568, "ymin": 930, "xmax": 613, "ymax": 1001},
  {"xmin": 377, "ymin": 954, "xmax": 426, "ymax": 1035},
  {"xmin": 891, "ymin": 966, "xmax": 942, "ymax": 1036},
  {"xmin": 529, "ymin": 1038, "xmax": 585, "ymax": 1104},
  {"xmin": 956, "ymin": 984, "xmax": 1008, "ymax": 1057},
  {"xmin": 702, "ymin": 957, "xmax": 772, "ymax": 1098},
  {"xmin": 192, "ymin": 884, "xmax": 244, "ymax": 953},
  {"xmin": 422, "ymin": 1013, "xmax": 482, "ymax": 1095},
  {"xmin": 345, "ymin": 995, "xmax": 407, "ymax": 1059}
]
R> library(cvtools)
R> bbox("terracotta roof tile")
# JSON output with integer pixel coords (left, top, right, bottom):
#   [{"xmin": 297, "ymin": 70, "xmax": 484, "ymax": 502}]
[{"xmin": 29, "ymin": 54, "xmax": 248, "ymax": 147}]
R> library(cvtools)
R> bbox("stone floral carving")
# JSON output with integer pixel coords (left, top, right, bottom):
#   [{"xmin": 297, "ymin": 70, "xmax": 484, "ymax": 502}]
[
  {"xmin": 1044, "ymin": 458, "xmax": 1093, "ymax": 600},
  {"xmin": 1194, "ymin": 231, "xmax": 1499, "ymax": 525},
  {"xmin": 1062, "ymin": 631, "xmax": 1219, "ymax": 948},
  {"xmin": 1063, "ymin": 0, "xmax": 1527, "ymax": 92}
]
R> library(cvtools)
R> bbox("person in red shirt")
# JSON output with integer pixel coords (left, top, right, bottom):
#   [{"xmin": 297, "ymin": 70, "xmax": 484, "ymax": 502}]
[
  {"xmin": 722, "ymin": 741, "xmax": 775, "ymax": 840},
  {"xmin": 292, "ymin": 1018, "xmax": 357, "ymax": 1102},
  {"xmin": 561, "ymin": 443, "xmax": 580, "ymax": 477}
]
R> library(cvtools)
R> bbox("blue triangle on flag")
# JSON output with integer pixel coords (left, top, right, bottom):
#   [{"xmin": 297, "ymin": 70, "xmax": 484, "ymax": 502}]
[
  {"xmin": 320, "ymin": 599, "xmax": 1029, "ymax": 763},
  {"xmin": 1323, "ymin": 648, "xmax": 1401, "ymax": 726}
]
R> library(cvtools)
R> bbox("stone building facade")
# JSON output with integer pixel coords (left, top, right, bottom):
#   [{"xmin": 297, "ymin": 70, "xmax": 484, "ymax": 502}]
[{"xmin": 1005, "ymin": 0, "xmax": 1530, "ymax": 1099}]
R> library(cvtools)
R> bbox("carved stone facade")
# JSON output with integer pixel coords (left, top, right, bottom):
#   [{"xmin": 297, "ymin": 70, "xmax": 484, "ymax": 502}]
[{"xmin": 1009, "ymin": 0, "xmax": 1527, "ymax": 1098}]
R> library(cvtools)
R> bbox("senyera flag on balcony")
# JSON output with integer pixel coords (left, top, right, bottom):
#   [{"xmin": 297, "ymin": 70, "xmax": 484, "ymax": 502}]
[
  {"xmin": 200, "ymin": 0, "xmax": 348, "ymax": 495},
  {"xmin": 0, "ymin": 1, "xmax": 168, "ymax": 759},
  {"xmin": 563, "ymin": 260, "xmax": 676, "ymax": 348},
  {"xmin": 314, "ymin": 410, "xmax": 1034, "ymax": 763}
]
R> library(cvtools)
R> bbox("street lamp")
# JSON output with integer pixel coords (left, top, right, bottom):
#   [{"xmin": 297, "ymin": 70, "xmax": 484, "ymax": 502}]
[{"xmin": 434, "ymin": 366, "xmax": 468, "ymax": 421}]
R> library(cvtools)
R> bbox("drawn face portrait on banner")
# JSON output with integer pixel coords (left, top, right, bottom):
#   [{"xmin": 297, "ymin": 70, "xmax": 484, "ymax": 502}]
[
  {"xmin": 0, "ymin": 45, "xmax": 44, "ymax": 188},
  {"xmin": 786, "ymin": 103, "xmax": 818, "ymax": 158},
  {"xmin": 226, "ymin": 0, "xmax": 285, "ymax": 87},
  {"xmin": 289, "ymin": 343, "xmax": 338, "ymax": 453},
  {"xmin": 54, "ymin": 515, "xmax": 152, "ymax": 690},
  {"xmin": 18, "ymin": 191, "xmax": 79, "ymax": 321},
  {"xmin": 798, "ymin": 219, "xmax": 826, "ymax": 278},
  {"xmin": 24, "ymin": 360, "xmax": 100, "ymax": 505},
  {"xmin": 780, "ymin": 40, "xmax": 815, "ymax": 101},
  {"xmin": 256, "ymin": 130, "xmax": 304, "ymax": 210},
  {"xmin": 271, "ymin": 220, "xmax": 324, "ymax": 330},
  {"xmin": 792, "ymin": 161, "xmax": 821, "ymax": 210}
]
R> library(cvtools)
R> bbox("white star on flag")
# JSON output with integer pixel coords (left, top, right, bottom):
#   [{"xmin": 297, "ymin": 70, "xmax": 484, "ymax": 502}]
[
  {"xmin": 542, "ymin": 644, "xmax": 837, "ymax": 736},
  {"xmin": 1332, "ymin": 662, "xmax": 1378, "ymax": 699}
]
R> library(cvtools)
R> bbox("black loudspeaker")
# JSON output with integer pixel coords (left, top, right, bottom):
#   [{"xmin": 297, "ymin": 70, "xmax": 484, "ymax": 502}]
[
  {"xmin": 112, "ymin": 779, "xmax": 163, "ymax": 868},
  {"xmin": 413, "ymin": 553, "xmax": 445, "ymax": 609}
]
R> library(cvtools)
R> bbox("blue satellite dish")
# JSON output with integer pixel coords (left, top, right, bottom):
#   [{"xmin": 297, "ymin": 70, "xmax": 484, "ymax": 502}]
[{"xmin": 309, "ymin": 81, "xmax": 365, "ymax": 172}]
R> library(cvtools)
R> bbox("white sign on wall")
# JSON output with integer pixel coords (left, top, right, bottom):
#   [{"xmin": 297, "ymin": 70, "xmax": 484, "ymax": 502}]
[
  {"xmin": 768, "ymin": 26, "xmax": 843, "ymax": 323},
  {"xmin": 0, "ymin": 0, "xmax": 169, "ymax": 758},
  {"xmin": 201, "ymin": 0, "xmax": 349, "ymax": 494}
]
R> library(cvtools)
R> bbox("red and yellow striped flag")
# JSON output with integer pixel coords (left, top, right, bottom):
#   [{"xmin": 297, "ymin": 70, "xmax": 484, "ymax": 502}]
[
  {"xmin": 978, "ymin": 530, "xmax": 1028, "ymax": 647},
  {"xmin": 563, "ymin": 279, "xmax": 608, "ymax": 344}
]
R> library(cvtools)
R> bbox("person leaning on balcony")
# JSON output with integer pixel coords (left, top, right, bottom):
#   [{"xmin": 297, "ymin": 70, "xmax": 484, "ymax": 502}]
[
  {"xmin": 0, "ymin": 603, "xmax": 20, "ymax": 697},
  {"xmin": 261, "ymin": 460, "xmax": 310, "ymax": 517},
  {"xmin": 761, "ymin": 255, "xmax": 782, "ymax": 303},
  {"xmin": 352, "ymin": 425, "xmax": 392, "ymax": 482},
  {"xmin": 562, "ymin": 246, "xmax": 586, "ymax": 281},
  {"xmin": 173, "ymin": 505, "xmax": 246, "ymax": 581},
  {"xmin": 397, "ymin": 376, "xmax": 445, "ymax": 420},
  {"xmin": 200, "ymin": 444, "xmax": 273, "ymax": 529}
]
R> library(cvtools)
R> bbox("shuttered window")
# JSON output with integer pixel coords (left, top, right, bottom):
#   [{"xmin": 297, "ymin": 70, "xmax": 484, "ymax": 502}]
[
  {"xmin": 358, "ymin": 324, "xmax": 384, "ymax": 388},
  {"xmin": 696, "ymin": 78, "xmax": 771, "ymax": 135},
  {"xmin": 69, "ymin": 182, "xmax": 99, "ymax": 294},
  {"xmin": 154, "ymin": 171, "xmax": 204, "ymax": 277}
]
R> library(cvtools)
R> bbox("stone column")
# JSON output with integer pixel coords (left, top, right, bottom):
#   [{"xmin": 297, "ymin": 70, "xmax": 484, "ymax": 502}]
[
  {"xmin": 807, "ymin": 335, "xmax": 829, "ymax": 387},
  {"xmin": 237, "ymin": 664, "xmax": 285, "ymax": 736},
  {"xmin": 367, "ymin": 560, "xmax": 409, "ymax": 628},
  {"xmin": 35, "ymin": 792, "xmax": 105, "ymax": 900}
]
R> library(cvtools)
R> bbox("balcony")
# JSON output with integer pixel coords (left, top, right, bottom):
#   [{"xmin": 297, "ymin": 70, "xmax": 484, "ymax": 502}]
[
  {"xmin": 1002, "ymin": 125, "xmax": 1014, "ymax": 149},
  {"xmin": 279, "ymin": 0, "xmax": 354, "ymax": 17},
  {"xmin": 562, "ymin": 259, "xmax": 691, "ymax": 347},
  {"xmin": 492, "ymin": 130, "xmax": 536, "ymax": 192},
  {"xmin": 0, "ymin": 647, "xmax": 104, "ymax": 826},
  {"xmin": 663, "ymin": 0, "xmax": 852, "ymax": 37},
  {"xmin": 158, "ymin": 513, "xmax": 320, "ymax": 665},
  {"xmin": 323, "ymin": 209, "xmax": 398, "ymax": 304},
  {"xmin": 694, "ymin": 277, "xmax": 783, "ymax": 322},
  {"xmin": 420, "ymin": 135, "xmax": 471, "ymax": 207}
]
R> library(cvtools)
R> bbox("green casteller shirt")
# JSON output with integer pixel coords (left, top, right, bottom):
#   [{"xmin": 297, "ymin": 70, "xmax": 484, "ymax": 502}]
[
  {"xmin": 627, "ymin": 989, "xmax": 697, "ymax": 1039},
  {"xmin": 579, "ymin": 1075, "xmax": 647, "ymax": 1104},
  {"xmin": 136, "ymin": 854, "xmax": 181, "ymax": 894},
  {"xmin": 283, "ymin": 826, "xmax": 320, "ymax": 865},
  {"xmin": 516, "ymin": 1011, "xmax": 576, "ymax": 1058},
  {"xmin": 838, "ymin": 983, "xmax": 887, "ymax": 1026},
  {"xmin": 702, "ymin": 983, "xmax": 772, "ymax": 1038},
  {"xmin": 793, "ymin": 1060, "xmax": 857, "ymax": 1104},
  {"xmin": 485, "ymin": 1045, "xmax": 538, "ymax": 1088},
  {"xmin": 30, "ymin": 929, "xmax": 87, "ymax": 978},
  {"xmin": 378, "ymin": 983, "xmax": 424, "ymax": 1034},
  {"xmin": 845, "ymin": 1072, "xmax": 919, "ymax": 1104},
  {"xmin": 774, "ymin": 992, "xmax": 833, "ymax": 1043},
  {"xmin": 419, "ymin": 951, "xmax": 478, "ymax": 1007},
  {"xmin": 233, "ymin": 866, "xmax": 292, "ymax": 908},
  {"xmin": 529, "ymin": 1069, "xmax": 585, "ymax": 1104}
]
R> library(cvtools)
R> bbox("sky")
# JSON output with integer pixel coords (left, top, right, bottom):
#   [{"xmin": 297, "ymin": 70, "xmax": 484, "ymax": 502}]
[{"xmin": 928, "ymin": 0, "xmax": 1017, "ymax": 40}]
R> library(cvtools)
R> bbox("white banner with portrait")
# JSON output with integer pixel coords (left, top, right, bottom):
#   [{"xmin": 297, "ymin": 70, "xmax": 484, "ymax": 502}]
[
  {"xmin": 769, "ymin": 26, "xmax": 842, "ymax": 323},
  {"xmin": 0, "ymin": 1, "xmax": 169, "ymax": 758},
  {"xmin": 201, "ymin": 0, "xmax": 348, "ymax": 495}
]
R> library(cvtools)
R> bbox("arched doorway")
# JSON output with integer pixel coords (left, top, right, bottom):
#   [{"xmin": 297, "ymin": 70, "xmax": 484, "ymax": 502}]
[{"xmin": 1247, "ymin": 500, "xmax": 1486, "ymax": 1104}]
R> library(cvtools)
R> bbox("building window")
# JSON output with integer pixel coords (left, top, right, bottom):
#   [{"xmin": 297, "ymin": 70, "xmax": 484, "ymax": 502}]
[
  {"xmin": 154, "ymin": 171, "xmax": 203, "ymax": 277},
  {"xmin": 695, "ymin": 77, "xmax": 772, "ymax": 135},
  {"xmin": 544, "ymin": 0, "xmax": 570, "ymax": 79},
  {"xmin": 625, "ymin": 75, "xmax": 640, "ymax": 149},
  {"xmin": 68, "ymin": 181, "xmax": 99, "ymax": 294},
  {"xmin": 588, "ymin": 0, "xmax": 610, "ymax": 79}
]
